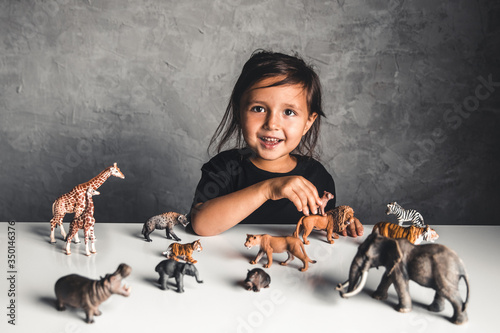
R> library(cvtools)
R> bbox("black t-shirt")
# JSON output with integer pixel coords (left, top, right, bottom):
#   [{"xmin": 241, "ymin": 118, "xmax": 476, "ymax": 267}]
[{"xmin": 191, "ymin": 148, "xmax": 336, "ymax": 224}]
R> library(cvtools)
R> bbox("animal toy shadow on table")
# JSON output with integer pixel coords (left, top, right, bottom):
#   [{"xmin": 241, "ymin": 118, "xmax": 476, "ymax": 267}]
[
  {"xmin": 142, "ymin": 212, "xmax": 189, "ymax": 242},
  {"xmin": 293, "ymin": 205, "xmax": 354, "ymax": 245},
  {"xmin": 49, "ymin": 163, "xmax": 125, "ymax": 243},
  {"xmin": 386, "ymin": 201, "xmax": 425, "ymax": 227},
  {"xmin": 372, "ymin": 221, "xmax": 439, "ymax": 245},
  {"xmin": 162, "ymin": 239, "xmax": 203, "ymax": 264},
  {"xmin": 336, "ymin": 230, "xmax": 470, "ymax": 325},
  {"xmin": 155, "ymin": 259, "xmax": 203, "ymax": 293},
  {"xmin": 244, "ymin": 234, "xmax": 316, "ymax": 272},
  {"xmin": 244, "ymin": 268, "xmax": 271, "ymax": 292},
  {"xmin": 65, "ymin": 186, "xmax": 100, "ymax": 256},
  {"xmin": 54, "ymin": 263, "xmax": 132, "ymax": 324}
]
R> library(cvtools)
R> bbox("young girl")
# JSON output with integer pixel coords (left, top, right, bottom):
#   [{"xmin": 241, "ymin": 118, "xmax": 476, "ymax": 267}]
[{"xmin": 190, "ymin": 50, "xmax": 363, "ymax": 237}]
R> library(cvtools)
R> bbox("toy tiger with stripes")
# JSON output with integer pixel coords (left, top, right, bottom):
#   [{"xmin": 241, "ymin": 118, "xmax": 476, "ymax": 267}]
[
  {"xmin": 386, "ymin": 202, "xmax": 425, "ymax": 227},
  {"xmin": 162, "ymin": 240, "xmax": 203, "ymax": 264},
  {"xmin": 372, "ymin": 222, "xmax": 439, "ymax": 245}
]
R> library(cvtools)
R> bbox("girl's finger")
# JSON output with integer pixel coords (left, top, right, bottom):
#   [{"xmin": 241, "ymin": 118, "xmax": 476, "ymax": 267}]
[
  {"xmin": 297, "ymin": 182, "xmax": 318, "ymax": 216},
  {"xmin": 286, "ymin": 191, "xmax": 304, "ymax": 215},
  {"xmin": 293, "ymin": 187, "xmax": 311, "ymax": 216},
  {"xmin": 347, "ymin": 222, "xmax": 357, "ymax": 238},
  {"xmin": 294, "ymin": 178, "xmax": 320, "ymax": 214},
  {"xmin": 354, "ymin": 218, "xmax": 364, "ymax": 236},
  {"xmin": 300, "ymin": 177, "xmax": 321, "ymax": 204}
]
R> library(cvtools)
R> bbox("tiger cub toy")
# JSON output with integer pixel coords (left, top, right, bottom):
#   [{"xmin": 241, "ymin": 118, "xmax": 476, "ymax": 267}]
[
  {"xmin": 372, "ymin": 222, "xmax": 439, "ymax": 245},
  {"xmin": 162, "ymin": 240, "xmax": 203, "ymax": 264}
]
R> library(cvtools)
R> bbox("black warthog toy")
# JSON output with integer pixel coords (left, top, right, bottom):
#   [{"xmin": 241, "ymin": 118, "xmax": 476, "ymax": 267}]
[{"xmin": 244, "ymin": 268, "xmax": 271, "ymax": 292}]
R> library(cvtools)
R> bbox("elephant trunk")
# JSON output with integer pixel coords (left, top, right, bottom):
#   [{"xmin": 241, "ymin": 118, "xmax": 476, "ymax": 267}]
[
  {"xmin": 336, "ymin": 258, "xmax": 369, "ymax": 298},
  {"xmin": 337, "ymin": 271, "xmax": 368, "ymax": 298},
  {"xmin": 194, "ymin": 271, "xmax": 203, "ymax": 284}
]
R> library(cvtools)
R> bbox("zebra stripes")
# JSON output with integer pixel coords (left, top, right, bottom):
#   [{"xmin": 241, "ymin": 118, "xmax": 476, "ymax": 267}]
[{"xmin": 386, "ymin": 202, "xmax": 425, "ymax": 227}]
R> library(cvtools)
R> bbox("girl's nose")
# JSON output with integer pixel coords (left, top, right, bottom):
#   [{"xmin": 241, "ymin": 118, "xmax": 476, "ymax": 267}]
[{"xmin": 264, "ymin": 111, "xmax": 280, "ymax": 130}]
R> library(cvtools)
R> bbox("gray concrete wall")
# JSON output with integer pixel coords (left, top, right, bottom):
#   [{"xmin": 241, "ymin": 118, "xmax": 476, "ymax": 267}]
[{"xmin": 1, "ymin": 0, "xmax": 498, "ymax": 225}]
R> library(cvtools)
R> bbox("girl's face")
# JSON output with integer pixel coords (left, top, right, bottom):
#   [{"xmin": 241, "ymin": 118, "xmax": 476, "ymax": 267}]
[{"xmin": 240, "ymin": 76, "xmax": 318, "ymax": 172}]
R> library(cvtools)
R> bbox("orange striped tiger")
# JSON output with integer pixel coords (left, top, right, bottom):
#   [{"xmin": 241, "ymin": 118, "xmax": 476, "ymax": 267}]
[
  {"xmin": 162, "ymin": 240, "xmax": 203, "ymax": 264},
  {"xmin": 372, "ymin": 222, "xmax": 439, "ymax": 245}
]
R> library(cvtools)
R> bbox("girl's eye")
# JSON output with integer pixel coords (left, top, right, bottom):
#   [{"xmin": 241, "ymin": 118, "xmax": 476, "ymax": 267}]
[
  {"xmin": 251, "ymin": 106, "xmax": 265, "ymax": 113},
  {"xmin": 284, "ymin": 109, "xmax": 296, "ymax": 116}
]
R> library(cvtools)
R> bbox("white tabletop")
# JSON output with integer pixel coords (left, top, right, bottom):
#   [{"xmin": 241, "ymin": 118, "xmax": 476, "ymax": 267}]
[{"xmin": 0, "ymin": 222, "xmax": 498, "ymax": 332}]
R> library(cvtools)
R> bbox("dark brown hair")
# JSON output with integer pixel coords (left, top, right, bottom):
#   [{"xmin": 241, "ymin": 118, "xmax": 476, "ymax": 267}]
[{"xmin": 209, "ymin": 50, "xmax": 325, "ymax": 157}]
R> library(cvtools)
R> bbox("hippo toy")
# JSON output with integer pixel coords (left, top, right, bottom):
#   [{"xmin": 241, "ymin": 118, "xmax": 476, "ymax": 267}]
[
  {"xmin": 54, "ymin": 263, "xmax": 132, "ymax": 323},
  {"xmin": 244, "ymin": 268, "xmax": 271, "ymax": 292}
]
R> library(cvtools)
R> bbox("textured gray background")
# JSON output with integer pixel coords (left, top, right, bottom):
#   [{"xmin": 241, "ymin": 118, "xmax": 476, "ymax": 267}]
[{"xmin": 0, "ymin": 0, "xmax": 498, "ymax": 225}]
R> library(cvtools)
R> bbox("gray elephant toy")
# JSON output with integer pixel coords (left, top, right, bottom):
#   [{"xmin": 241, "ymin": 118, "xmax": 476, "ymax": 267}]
[
  {"xmin": 155, "ymin": 259, "xmax": 203, "ymax": 293},
  {"xmin": 336, "ymin": 230, "xmax": 470, "ymax": 325}
]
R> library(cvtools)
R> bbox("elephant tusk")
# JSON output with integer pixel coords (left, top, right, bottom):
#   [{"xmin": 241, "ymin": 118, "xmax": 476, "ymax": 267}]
[
  {"xmin": 336, "ymin": 280, "xmax": 349, "ymax": 291},
  {"xmin": 338, "ymin": 271, "xmax": 368, "ymax": 298}
]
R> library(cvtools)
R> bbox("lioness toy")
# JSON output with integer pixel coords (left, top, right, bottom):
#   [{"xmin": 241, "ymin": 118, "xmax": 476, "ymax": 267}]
[
  {"xmin": 317, "ymin": 191, "xmax": 334, "ymax": 216},
  {"xmin": 293, "ymin": 205, "xmax": 354, "ymax": 245},
  {"xmin": 244, "ymin": 234, "xmax": 316, "ymax": 272}
]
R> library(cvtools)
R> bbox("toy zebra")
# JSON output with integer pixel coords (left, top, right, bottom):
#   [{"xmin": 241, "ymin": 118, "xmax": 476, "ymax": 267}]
[{"xmin": 386, "ymin": 202, "xmax": 425, "ymax": 227}]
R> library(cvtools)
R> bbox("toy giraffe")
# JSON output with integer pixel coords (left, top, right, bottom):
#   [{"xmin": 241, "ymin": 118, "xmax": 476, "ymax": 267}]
[
  {"xmin": 49, "ymin": 163, "xmax": 125, "ymax": 243},
  {"xmin": 65, "ymin": 186, "xmax": 99, "ymax": 256}
]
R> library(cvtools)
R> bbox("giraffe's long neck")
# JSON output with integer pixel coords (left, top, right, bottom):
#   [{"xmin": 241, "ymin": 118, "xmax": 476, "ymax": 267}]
[
  {"xmin": 86, "ymin": 197, "xmax": 95, "ymax": 216},
  {"xmin": 86, "ymin": 168, "xmax": 111, "ymax": 190}
]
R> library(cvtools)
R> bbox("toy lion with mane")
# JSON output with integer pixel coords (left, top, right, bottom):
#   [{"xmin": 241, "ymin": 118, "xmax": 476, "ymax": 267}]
[{"xmin": 293, "ymin": 205, "xmax": 355, "ymax": 244}]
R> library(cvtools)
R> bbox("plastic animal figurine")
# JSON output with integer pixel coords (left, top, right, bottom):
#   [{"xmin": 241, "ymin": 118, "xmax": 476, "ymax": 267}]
[
  {"xmin": 386, "ymin": 201, "xmax": 425, "ymax": 227},
  {"xmin": 244, "ymin": 268, "xmax": 271, "ymax": 292},
  {"xmin": 54, "ymin": 263, "xmax": 132, "ymax": 324},
  {"xmin": 50, "ymin": 163, "xmax": 125, "ymax": 243},
  {"xmin": 372, "ymin": 221, "xmax": 439, "ymax": 245},
  {"xmin": 336, "ymin": 230, "xmax": 470, "ymax": 325},
  {"xmin": 162, "ymin": 240, "xmax": 203, "ymax": 264},
  {"xmin": 244, "ymin": 234, "xmax": 316, "ymax": 272},
  {"xmin": 317, "ymin": 191, "xmax": 334, "ymax": 216},
  {"xmin": 155, "ymin": 259, "xmax": 203, "ymax": 293},
  {"xmin": 65, "ymin": 186, "xmax": 100, "ymax": 256},
  {"xmin": 142, "ymin": 212, "xmax": 189, "ymax": 242},
  {"xmin": 293, "ymin": 205, "xmax": 354, "ymax": 245}
]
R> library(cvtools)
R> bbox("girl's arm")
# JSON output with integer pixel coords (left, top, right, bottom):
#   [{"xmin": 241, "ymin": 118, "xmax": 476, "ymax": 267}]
[{"xmin": 191, "ymin": 176, "xmax": 322, "ymax": 236}]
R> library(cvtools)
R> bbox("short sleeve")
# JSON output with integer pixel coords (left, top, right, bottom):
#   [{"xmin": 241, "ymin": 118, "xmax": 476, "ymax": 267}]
[{"xmin": 191, "ymin": 150, "xmax": 243, "ymax": 208}]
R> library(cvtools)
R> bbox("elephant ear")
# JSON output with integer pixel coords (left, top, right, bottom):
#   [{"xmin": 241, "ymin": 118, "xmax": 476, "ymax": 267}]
[
  {"xmin": 382, "ymin": 239, "xmax": 403, "ymax": 276},
  {"xmin": 180, "ymin": 264, "xmax": 188, "ymax": 275}
]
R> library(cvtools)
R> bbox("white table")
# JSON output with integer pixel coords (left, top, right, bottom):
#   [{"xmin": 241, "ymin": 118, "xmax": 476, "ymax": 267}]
[{"xmin": 0, "ymin": 222, "xmax": 497, "ymax": 332}]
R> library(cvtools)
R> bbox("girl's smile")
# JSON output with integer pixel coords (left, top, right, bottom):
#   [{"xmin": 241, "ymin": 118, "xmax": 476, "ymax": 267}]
[
  {"xmin": 259, "ymin": 136, "xmax": 284, "ymax": 149},
  {"xmin": 240, "ymin": 76, "xmax": 318, "ymax": 173}
]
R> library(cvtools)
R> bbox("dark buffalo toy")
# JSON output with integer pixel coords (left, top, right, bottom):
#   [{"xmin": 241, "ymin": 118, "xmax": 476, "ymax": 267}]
[
  {"xmin": 244, "ymin": 268, "xmax": 271, "ymax": 292},
  {"xmin": 54, "ymin": 263, "xmax": 132, "ymax": 323},
  {"xmin": 155, "ymin": 259, "xmax": 203, "ymax": 293}
]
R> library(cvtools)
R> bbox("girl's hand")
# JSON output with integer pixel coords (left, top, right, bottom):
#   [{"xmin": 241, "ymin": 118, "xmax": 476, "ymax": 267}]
[
  {"xmin": 341, "ymin": 217, "xmax": 364, "ymax": 238},
  {"xmin": 263, "ymin": 176, "xmax": 322, "ymax": 216}
]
